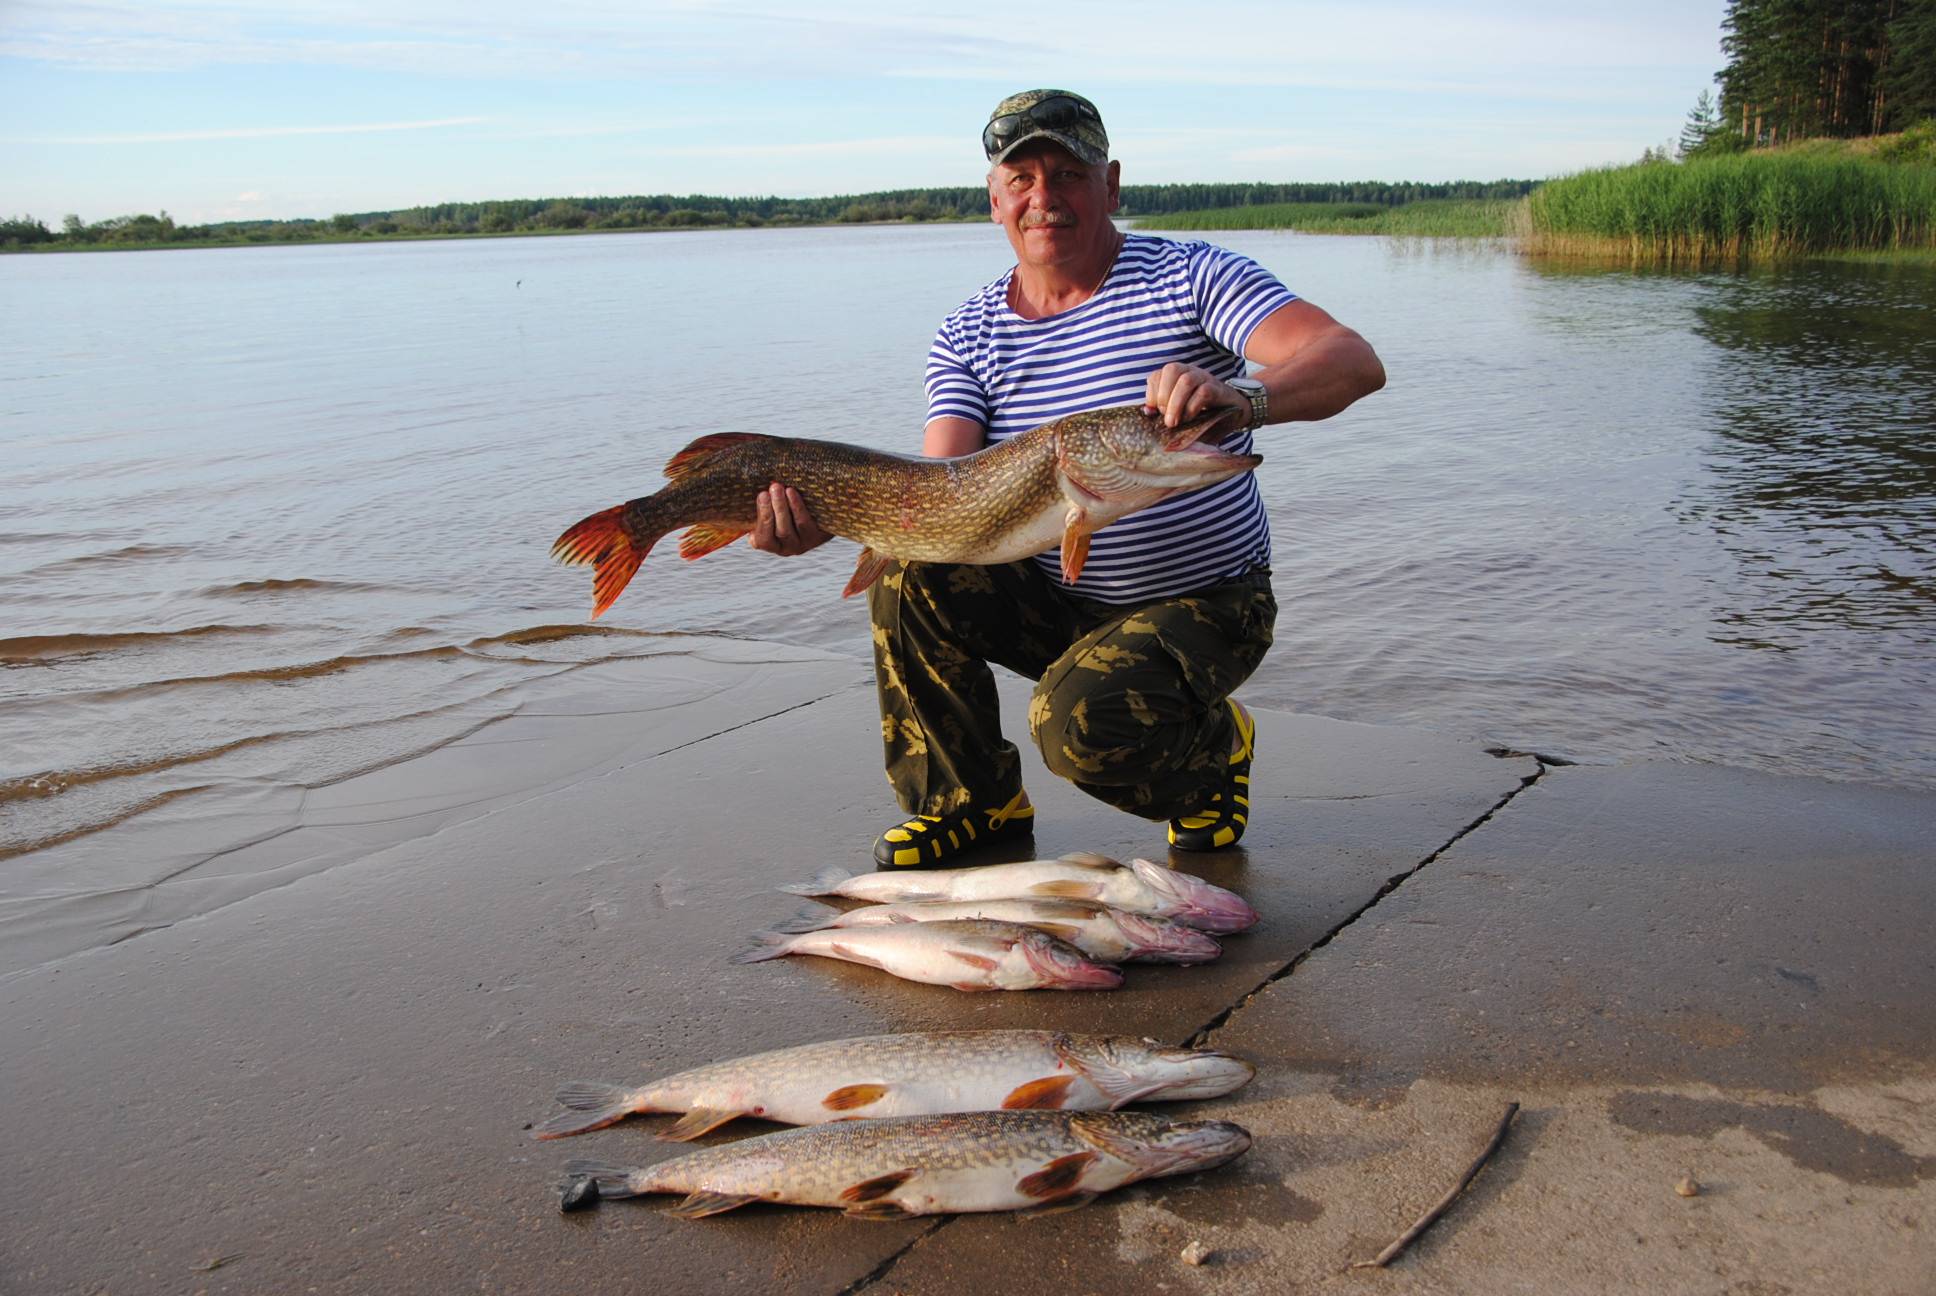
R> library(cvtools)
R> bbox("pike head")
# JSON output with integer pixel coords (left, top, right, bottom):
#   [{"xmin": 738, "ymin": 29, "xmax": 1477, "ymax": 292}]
[
  {"xmin": 1109, "ymin": 909, "xmax": 1225, "ymax": 964},
  {"xmin": 1128, "ymin": 858, "xmax": 1260, "ymax": 933},
  {"xmin": 1016, "ymin": 927, "xmax": 1124, "ymax": 990},
  {"xmin": 1069, "ymin": 1111, "xmax": 1254, "ymax": 1179},
  {"xmin": 1054, "ymin": 405, "xmax": 1262, "ymax": 508},
  {"xmin": 1057, "ymin": 1034, "xmax": 1257, "ymax": 1104}
]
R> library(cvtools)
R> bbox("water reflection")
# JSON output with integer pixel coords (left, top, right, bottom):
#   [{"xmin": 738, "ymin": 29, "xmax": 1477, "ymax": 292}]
[{"xmin": 1684, "ymin": 264, "xmax": 1936, "ymax": 646}]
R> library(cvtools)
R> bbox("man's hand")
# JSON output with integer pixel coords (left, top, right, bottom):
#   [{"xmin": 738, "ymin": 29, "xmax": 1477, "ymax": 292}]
[
  {"xmin": 749, "ymin": 483, "xmax": 833, "ymax": 556},
  {"xmin": 1145, "ymin": 362, "xmax": 1248, "ymax": 432}
]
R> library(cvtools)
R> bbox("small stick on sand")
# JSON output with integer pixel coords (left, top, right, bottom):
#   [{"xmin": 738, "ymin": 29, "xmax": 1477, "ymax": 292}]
[{"xmin": 1350, "ymin": 1101, "xmax": 1521, "ymax": 1271}]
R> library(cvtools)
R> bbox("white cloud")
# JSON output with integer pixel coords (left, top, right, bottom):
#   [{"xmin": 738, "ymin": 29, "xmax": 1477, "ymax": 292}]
[{"xmin": 15, "ymin": 117, "xmax": 487, "ymax": 145}]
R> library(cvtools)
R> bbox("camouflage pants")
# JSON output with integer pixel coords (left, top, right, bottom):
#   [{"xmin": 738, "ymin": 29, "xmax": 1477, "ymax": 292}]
[{"xmin": 868, "ymin": 559, "xmax": 1276, "ymax": 822}]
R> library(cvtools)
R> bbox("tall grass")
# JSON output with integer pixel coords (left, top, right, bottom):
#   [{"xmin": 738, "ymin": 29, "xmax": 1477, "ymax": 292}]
[
  {"xmin": 1136, "ymin": 198, "xmax": 1516, "ymax": 237},
  {"xmin": 1526, "ymin": 150, "xmax": 1936, "ymax": 263}
]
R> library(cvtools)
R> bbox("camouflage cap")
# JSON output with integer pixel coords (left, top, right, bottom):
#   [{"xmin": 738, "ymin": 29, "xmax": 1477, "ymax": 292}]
[{"xmin": 982, "ymin": 89, "xmax": 1109, "ymax": 166}]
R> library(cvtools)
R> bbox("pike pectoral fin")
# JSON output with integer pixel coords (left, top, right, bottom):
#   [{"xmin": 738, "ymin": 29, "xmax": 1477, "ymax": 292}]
[
  {"xmin": 660, "ymin": 1107, "xmax": 741, "ymax": 1142},
  {"xmin": 1002, "ymin": 1075, "xmax": 1076, "ymax": 1110},
  {"xmin": 1021, "ymin": 1190, "xmax": 1100, "ymax": 1219},
  {"xmin": 1018, "ymin": 1151, "xmax": 1099, "ymax": 1199},
  {"xmin": 1059, "ymin": 508, "xmax": 1093, "ymax": 584},
  {"xmin": 679, "ymin": 522, "xmax": 751, "ymax": 560},
  {"xmin": 1029, "ymin": 880, "xmax": 1103, "ymax": 901},
  {"xmin": 823, "ymin": 1083, "xmax": 890, "ymax": 1112},
  {"xmin": 667, "ymin": 1190, "xmax": 760, "ymax": 1219},
  {"xmin": 840, "ymin": 1169, "xmax": 917, "ymax": 1204},
  {"xmin": 843, "ymin": 547, "xmax": 892, "ymax": 598},
  {"xmin": 948, "ymin": 950, "xmax": 1001, "ymax": 971},
  {"xmin": 829, "ymin": 942, "xmax": 888, "ymax": 970}
]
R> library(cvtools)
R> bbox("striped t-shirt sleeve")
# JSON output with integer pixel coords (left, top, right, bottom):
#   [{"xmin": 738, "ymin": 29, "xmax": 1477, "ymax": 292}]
[
  {"xmin": 924, "ymin": 329, "xmax": 988, "ymax": 426},
  {"xmin": 1188, "ymin": 242, "xmax": 1300, "ymax": 356}
]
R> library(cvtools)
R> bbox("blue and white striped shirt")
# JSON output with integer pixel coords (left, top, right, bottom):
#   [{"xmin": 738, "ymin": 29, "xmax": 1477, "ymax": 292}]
[{"xmin": 926, "ymin": 233, "xmax": 1296, "ymax": 604}]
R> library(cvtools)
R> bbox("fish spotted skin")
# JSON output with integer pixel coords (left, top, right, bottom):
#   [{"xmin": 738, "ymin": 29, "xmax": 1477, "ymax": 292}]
[
  {"xmin": 563, "ymin": 1110, "xmax": 1253, "ymax": 1218},
  {"xmin": 552, "ymin": 403, "xmax": 1260, "ymax": 616},
  {"xmin": 533, "ymin": 1029, "xmax": 1256, "ymax": 1140},
  {"xmin": 782, "ymin": 854, "xmax": 1259, "ymax": 934},
  {"xmin": 781, "ymin": 897, "xmax": 1224, "ymax": 965},
  {"xmin": 732, "ymin": 919, "xmax": 1123, "ymax": 991}
]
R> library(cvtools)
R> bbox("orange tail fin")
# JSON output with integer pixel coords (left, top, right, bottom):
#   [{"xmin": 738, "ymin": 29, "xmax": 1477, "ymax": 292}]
[{"xmin": 552, "ymin": 505, "xmax": 650, "ymax": 619}]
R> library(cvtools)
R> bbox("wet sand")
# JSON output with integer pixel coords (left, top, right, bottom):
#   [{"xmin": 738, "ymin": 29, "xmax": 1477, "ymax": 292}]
[{"xmin": 3, "ymin": 638, "xmax": 1932, "ymax": 1294}]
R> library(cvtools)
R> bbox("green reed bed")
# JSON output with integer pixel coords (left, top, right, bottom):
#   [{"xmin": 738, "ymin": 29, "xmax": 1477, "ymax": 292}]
[
  {"xmin": 1136, "ymin": 198, "xmax": 1516, "ymax": 237},
  {"xmin": 1526, "ymin": 151, "xmax": 1936, "ymax": 262}
]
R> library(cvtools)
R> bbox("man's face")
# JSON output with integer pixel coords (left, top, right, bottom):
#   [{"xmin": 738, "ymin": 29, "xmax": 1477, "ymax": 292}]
[{"xmin": 987, "ymin": 142, "xmax": 1122, "ymax": 269}]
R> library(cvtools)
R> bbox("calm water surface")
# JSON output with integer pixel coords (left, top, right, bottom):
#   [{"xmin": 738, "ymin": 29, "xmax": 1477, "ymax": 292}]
[{"xmin": 3, "ymin": 226, "xmax": 1933, "ymax": 941}]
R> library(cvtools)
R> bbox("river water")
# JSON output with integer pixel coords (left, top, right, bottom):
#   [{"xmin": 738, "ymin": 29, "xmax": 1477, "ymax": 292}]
[{"xmin": 3, "ymin": 224, "xmax": 1934, "ymax": 918}]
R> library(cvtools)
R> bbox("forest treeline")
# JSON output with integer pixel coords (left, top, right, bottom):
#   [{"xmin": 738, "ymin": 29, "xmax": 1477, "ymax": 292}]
[
  {"xmin": 3, "ymin": 179, "xmax": 1537, "ymax": 249},
  {"xmin": 1706, "ymin": 0, "xmax": 1936, "ymax": 146}
]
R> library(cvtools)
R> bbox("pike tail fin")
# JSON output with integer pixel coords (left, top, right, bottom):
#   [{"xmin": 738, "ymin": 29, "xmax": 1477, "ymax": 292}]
[
  {"xmin": 563, "ymin": 1160, "xmax": 645, "ymax": 1200},
  {"xmin": 730, "ymin": 931, "xmax": 797, "ymax": 964},
  {"xmin": 778, "ymin": 866, "xmax": 856, "ymax": 897},
  {"xmin": 531, "ymin": 1082, "xmax": 639, "ymax": 1139},
  {"xmin": 770, "ymin": 904, "xmax": 842, "ymax": 934},
  {"xmin": 553, "ymin": 505, "xmax": 652, "ymax": 619}
]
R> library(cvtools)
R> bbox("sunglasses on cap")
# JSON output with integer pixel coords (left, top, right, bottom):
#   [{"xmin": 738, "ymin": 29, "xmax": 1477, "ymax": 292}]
[{"xmin": 982, "ymin": 95, "xmax": 1104, "ymax": 160}]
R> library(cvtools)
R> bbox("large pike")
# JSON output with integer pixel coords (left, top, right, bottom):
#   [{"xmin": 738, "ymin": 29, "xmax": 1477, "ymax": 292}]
[
  {"xmin": 731, "ymin": 918, "xmax": 1123, "ymax": 991},
  {"xmin": 533, "ymin": 1029, "xmax": 1254, "ymax": 1140},
  {"xmin": 774, "ymin": 898, "xmax": 1224, "ymax": 965},
  {"xmin": 783, "ymin": 853, "xmax": 1259, "ymax": 935},
  {"xmin": 552, "ymin": 403, "xmax": 1259, "ymax": 617},
  {"xmin": 564, "ymin": 1110, "xmax": 1252, "ymax": 1219}
]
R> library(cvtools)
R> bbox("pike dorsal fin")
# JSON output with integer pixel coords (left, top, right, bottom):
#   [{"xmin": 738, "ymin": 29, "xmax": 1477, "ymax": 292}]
[{"xmin": 663, "ymin": 432, "xmax": 765, "ymax": 481}]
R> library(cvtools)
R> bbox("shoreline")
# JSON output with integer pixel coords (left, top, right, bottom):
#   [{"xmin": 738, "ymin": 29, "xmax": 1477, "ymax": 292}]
[
  {"xmin": 4, "ymin": 639, "xmax": 1931, "ymax": 1291},
  {"xmin": 13, "ymin": 216, "xmax": 1936, "ymax": 267}
]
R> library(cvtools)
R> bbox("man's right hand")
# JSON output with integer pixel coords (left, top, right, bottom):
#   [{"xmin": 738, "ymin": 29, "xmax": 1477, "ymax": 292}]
[{"xmin": 749, "ymin": 483, "xmax": 833, "ymax": 556}]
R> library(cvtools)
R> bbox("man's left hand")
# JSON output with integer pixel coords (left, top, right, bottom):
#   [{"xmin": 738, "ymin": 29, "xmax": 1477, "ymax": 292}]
[{"xmin": 1145, "ymin": 362, "xmax": 1248, "ymax": 433}]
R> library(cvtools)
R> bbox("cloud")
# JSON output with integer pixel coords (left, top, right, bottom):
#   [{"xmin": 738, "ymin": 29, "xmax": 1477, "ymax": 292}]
[{"xmin": 15, "ymin": 117, "xmax": 487, "ymax": 145}]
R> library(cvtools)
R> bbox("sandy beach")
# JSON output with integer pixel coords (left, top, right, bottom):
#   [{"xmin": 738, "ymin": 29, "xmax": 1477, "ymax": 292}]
[{"xmin": 4, "ymin": 639, "xmax": 1932, "ymax": 1294}]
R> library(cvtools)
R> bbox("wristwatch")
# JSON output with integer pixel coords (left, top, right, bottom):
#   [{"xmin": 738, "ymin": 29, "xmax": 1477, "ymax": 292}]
[{"xmin": 1228, "ymin": 376, "xmax": 1269, "ymax": 431}]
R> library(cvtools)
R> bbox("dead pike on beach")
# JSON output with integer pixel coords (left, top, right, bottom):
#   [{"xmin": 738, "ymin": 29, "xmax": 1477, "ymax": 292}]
[
  {"xmin": 775, "ymin": 897, "xmax": 1224, "ymax": 965},
  {"xmin": 783, "ymin": 853, "xmax": 1260, "ymax": 935},
  {"xmin": 533, "ymin": 1029, "xmax": 1254, "ymax": 1140},
  {"xmin": 552, "ymin": 403, "xmax": 1260, "ymax": 617},
  {"xmin": 732, "ymin": 918, "xmax": 1124, "ymax": 992},
  {"xmin": 563, "ymin": 1109, "xmax": 1252, "ymax": 1219}
]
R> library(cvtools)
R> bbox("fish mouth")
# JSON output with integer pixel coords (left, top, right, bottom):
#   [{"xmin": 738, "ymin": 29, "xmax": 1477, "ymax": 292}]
[
  {"xmin": 1161, "ymin": 407, "xmax": 1246, "ymax": 451},
  {"xmin": 1137, "ymin": 1120, "xmax": 1254, "ymax": 1178},
  {"xmin": 1128, "ymin": 858, "xmax": 1259, "ymax": 934},
  {"xmin": 1020, "ymin": 933, "xmax": 1123, "ymax": 989},
  {"xmin": 1143, "ymin": 1050, "xmax": 1257, "ymax": 1101},
  {"xmin": 1113, "ymin": 912, "xmax": 1224, "ymax": 964}
]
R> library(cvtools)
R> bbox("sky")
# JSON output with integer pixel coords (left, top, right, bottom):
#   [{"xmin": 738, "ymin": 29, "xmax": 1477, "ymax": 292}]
[{"xmin": 0, "ymin": 0, "xmax": 1730, "ymax": 226}]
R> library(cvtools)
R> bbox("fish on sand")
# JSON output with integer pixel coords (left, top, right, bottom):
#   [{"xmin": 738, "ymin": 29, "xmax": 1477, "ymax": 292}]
[
  {"xmin": 730, "ymin": 918, "xmax": 1123, "ymax": 992},
  {"xmin": 783, "ymin": 853, "xmax": 1259, "ymax": 935},
  {"xmin": 552, "ymin": 403, "xmax": 1260, "ymax": 616},
  {"xmin": 564, "ymin": 1109, "xmax": 1252, "ymax": 1219},
  {"xmin": 533, "ymin": 1029, "xmax": 1255, "ymax": 1141},
  {"xmin": 774, "ymin": 897, "xmax": 1223, "ymax": 965}
]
